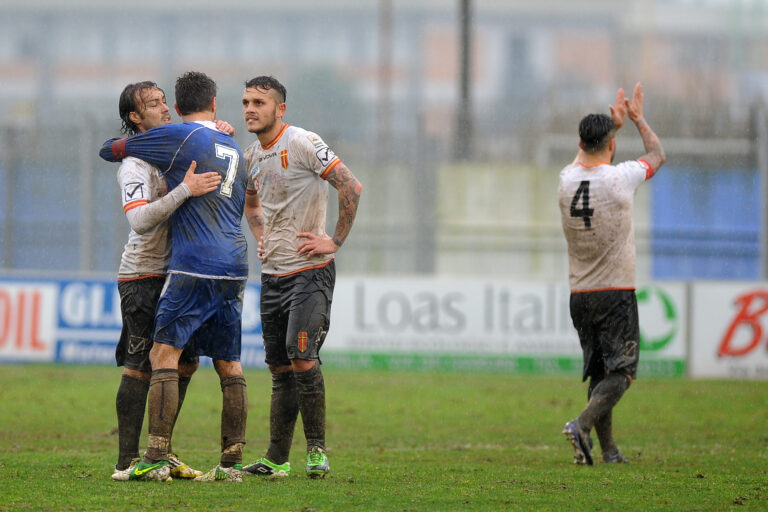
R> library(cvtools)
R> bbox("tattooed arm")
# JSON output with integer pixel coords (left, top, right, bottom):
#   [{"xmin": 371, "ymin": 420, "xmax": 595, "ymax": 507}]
[
  {"xmin": 326, "ymin": 162, "xmax": 362, "ymax": 248},
  {"xmin": 625, "ymin": 82, "xmax": 666, "ymax": 177},
  {"xmin": 297, "ymin": 161, "xmax": 362, "ymax": 258},
  {"xmin": 244, "ymin": 192, "xmax": 266, "ymax": 259}
]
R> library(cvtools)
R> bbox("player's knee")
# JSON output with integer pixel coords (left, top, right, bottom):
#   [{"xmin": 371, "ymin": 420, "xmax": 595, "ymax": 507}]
[
  {"xmin": 123, "ymin": 368, "xmax": 151, "ymax": 382},
  {"xmin": 149, "ymin": 342, "xmax": 181, "ymax": 369},
  {"xmin": 607, "ymin": 369, "xmax": 633, "ymax": 388},
  {"xmin": 213, "ymin": 359, "xmax": 243, "ymax": 378},
  {"xmin": 291, "ymin": 359, "xmax": 316, "ymax": 372},
  {"xmin": 178, "ymin": 361, "xmax": 199, "ymax": 378},
  {"xmin": 268, "ymin": 364, "xmax": 293, "ymax": 375}
]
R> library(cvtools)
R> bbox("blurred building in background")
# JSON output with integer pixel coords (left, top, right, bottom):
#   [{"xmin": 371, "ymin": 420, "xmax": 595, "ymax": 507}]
[{"xmin": 0, "ymin": 0, "xmax": 765, "ymax": 280}]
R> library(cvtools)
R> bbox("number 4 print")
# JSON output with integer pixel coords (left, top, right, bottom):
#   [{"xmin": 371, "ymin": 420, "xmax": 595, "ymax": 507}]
[{"xmin": 570, "ymin": 180, "xmax": 594, "ymax": 228}]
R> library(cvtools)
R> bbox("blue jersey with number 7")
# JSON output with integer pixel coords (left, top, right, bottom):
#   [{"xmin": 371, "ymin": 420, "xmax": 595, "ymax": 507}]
[{"xmin": 100, "ymin": 122, "xmax": 248, "ymax": 278}]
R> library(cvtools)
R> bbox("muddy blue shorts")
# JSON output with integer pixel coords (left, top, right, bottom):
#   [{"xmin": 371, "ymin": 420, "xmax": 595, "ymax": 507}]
[{"xmin": 153, "ymin": 273, "xmax": 246, "ymax": 362}]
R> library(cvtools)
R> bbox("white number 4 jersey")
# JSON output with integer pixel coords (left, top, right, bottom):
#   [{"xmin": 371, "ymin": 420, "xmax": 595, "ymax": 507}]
[{"xmin": 558, "ymin": 159, "xmax": 651, "ymax": 292}]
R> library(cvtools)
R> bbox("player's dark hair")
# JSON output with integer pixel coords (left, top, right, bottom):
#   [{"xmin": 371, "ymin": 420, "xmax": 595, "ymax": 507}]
[
  {"xmin": 245, "ymin": 76, "xmax": 287, "ymax": 103},
  {"xmin": 119, "ymin": 81, "xmax": 160, "ymax": 135},
  {"xmin": 578, "ymin": 113, "xmax": 616, "ymax": 153},
  {"xmin": 175, "ymin": 71, "xmax": 217, "ymax": 115}
]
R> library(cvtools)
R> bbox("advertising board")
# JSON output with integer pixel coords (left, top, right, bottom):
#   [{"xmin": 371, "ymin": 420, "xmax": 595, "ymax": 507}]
[{"xmin": 690, "ymin": 282, "xmax": 768, "ymax": 379}]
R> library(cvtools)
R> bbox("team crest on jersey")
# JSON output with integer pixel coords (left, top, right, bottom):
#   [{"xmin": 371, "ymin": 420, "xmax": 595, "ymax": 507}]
[
  {"xmin": 123, "ymin": 182, "xmax": 146, "ymax": 201},
  {"xmin": 297, "ymin": 331, "xmax": 308, "ymax": 353},
  {"xmin": 280, "ymin": 149, "xmax": 289, "ymax": 169}
]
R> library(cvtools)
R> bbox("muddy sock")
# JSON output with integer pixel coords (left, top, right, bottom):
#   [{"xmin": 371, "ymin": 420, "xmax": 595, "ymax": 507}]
[
  {"xmin": 595, "ymin": 409, "xmax": 619, "ymax": 455},
  {"xmin": 167, "ymin": 375, "xmax": 191, "ymax": 454},
  {"xmin": 115, "ymin": 374, "xmax": 149, "ymax": 469},
  {"xmin": 220, "ymin": 375, "xmax": 247, "ymax": 467},
  {"xmin": 577, "ymin": 373, "xmax": 629, "ymax": 432},
  {"xmin": 144, "ymin": 369, "xmax": 178, "ymax": 463},
  {"xmin": 265, "ymin": 371, "xmax": 299, "ymax": 464},
  {"xmin": 295, "ymin": 365, "xmax": 326, "ymax": 451}
]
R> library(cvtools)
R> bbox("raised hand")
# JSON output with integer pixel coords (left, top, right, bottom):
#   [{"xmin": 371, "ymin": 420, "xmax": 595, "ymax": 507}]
[
  {"xmin": 609, "ymin": 88, "xmax": 627, "ymax": 129},
  {"xmin": 625, "ymin": 82, "xmax": 644, "ymax": 123}
]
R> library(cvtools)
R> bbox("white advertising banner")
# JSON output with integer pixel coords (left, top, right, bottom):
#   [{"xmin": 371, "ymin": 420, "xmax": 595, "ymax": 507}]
[
  {"xmin": 0, "ymin": 273, "xmax": 687, "ymax": 376},
  {"xmin": 690, "ymin": 282, "xmax": 768, "ymax": 379},
  {"xmin": 326, "ymin": 278, "xmax": 687, "ymax": 376}
]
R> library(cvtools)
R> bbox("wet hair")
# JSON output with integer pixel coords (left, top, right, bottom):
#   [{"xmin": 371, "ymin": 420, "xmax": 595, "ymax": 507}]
[
  {"xmin": 175, "ymin": 71, "xmax": 217, "ymax": 115},
  {"xmin": 244, "ymin": 76, "xmax": 286, "ymax": 103},
  {"xmin": 118, "ymin": 81, "xmax": 161, "ymax": 135},
  {"xmin": 578, "ymin": 113, "xmax": 616, "ymax": 153}
]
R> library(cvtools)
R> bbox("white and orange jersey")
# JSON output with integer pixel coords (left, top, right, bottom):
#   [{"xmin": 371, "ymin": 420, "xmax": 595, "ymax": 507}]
[
  {"xmin": 117, "ymin": 156, "xmax": 170, "ymax": 279},
  {"xmin": 245, "ymin": 124, "xmax": 341, "ymax": 276},
  {"xmin": 558, "ymin": 159, "xmax": 652, "ymax": 292}
]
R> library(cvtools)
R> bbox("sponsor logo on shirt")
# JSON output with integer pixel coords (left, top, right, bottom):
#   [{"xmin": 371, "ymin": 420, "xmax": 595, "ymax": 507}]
[{"xmin": 258, "ymin": 151, "xmax": 277, "ymax": 163}]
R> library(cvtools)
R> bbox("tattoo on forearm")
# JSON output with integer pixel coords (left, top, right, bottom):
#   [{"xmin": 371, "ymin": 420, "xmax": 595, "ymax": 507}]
[
  {"xmin": 636, "ymin": 119, "xmax": 666, "ymax": 171},
  {"xmin": 326, "ymin": 163, "xmax": 361, "ymax": 247},
  {"xmin": 247, "ymin": 214, "xmax": 264, "ymax": 230}
]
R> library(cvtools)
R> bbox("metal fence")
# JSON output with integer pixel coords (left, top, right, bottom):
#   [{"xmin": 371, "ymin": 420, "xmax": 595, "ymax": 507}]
[{"xmin": 1, "ymin": 116, "xmax": 764, "ymax": 282}]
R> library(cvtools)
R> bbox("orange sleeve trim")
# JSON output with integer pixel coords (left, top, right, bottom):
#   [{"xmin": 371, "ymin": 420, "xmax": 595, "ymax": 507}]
[
  {"xmin": 117, "ymin": 274, "xmax": 166, "ymax": 282},
  {"xmin": 123, "ymin": 200, "xmax": 148, "ymax": 212},
  {"xmin": 320, "ymin": 158, "xmax": 341, "ymax": 180},
  {"xmin": 638, "ymin": 158, "xmax": 653, "ymax": 180},
  {"xmin": 271, "ymin": 258, "xmax": 334, "ymax": 278},
  {"xmin": 571, "ymin": 286, "xmax": 636, "ymax": 294},
  {"xmin": 262, "ymin": 124, "xmax": 290, "ymax": 150},
  {"xmin": 246, "ymin": 189, "xmax": 258, "ymax": 195}
]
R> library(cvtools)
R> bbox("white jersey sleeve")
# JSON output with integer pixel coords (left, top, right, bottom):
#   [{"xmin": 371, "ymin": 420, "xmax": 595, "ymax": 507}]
[
  {"xmin": 116, "ymin": 157, "xmax": 172, "ymax": 278},
  {"xmin": 292, "ymin": 130, "xmax": 341, "ymax": 179}
]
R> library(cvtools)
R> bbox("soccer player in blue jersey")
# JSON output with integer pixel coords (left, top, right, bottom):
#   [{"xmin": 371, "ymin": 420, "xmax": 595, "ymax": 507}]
[
  {"xmin": 240, "ymin": 76, "xmax": 362, "ymax": 479},
  {"xmin": 100, "ymin": 71, "xmax": 250, "ymax": 482},
  {"xmin": 110, "ymin": 80, "xmax": 224, "ymax": 482}
]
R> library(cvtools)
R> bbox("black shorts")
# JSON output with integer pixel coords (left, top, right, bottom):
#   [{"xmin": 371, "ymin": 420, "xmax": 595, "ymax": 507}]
[
  {"xmin": 569, "ymin": 289, "xmax": 639, "ymax": 382},
  {"xmin": 260, "ymin": 261, "xmax": 335, "ymax": 367},
  {"xmin": 116, "ymin": 276, "xmax": 198, "ymax": 372}
]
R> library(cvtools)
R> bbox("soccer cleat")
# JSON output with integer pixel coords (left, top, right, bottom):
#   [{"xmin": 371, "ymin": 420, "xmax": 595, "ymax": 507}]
[
  {"xmin": 111, "ymin": 458, "xmax": 141, "ymax": 481},
  {"xmin": 168, "ymin": 452, "xmax": 203, "ymax": 479},
  {"xmin": 602, "ymin": 450, "xmax": 629, "ymax": 463},
  {"xmin": 243, "ymin": 457, "xmax": 291, "ymax": 477},
  {"xmin": 127, "ymin": 460, "xmax": 172, "ymax": 481},
  {"xmin": 305, "ymin": 446, "xmax": 330, "ymax": 479},
  {"xmin": 193, "ymin": 464, "xmax": 244, "ymax": 482},
  {"xmin": 563, "ymin": 419, "xmax": 594, "ymax": 466}
]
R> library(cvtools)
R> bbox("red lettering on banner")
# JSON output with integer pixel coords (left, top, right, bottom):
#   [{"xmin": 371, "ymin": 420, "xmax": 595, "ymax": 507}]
[
  {"xmin": 718, "ymin": 290, "xmax": 768, "ymax": 357},
  {"xmin": 0, "ymin": 288, "xmax": 48, "ymax": 353},
  {"xmin": 15, "ymin": 290, "xmax": 25, "ymax": 349},
  {"xmin": 31, "ymin": 292, "xmax": 45, "ymax": 350},
  {"xmin": 0, "ymin": 290, "xmax": 9, "ymax": 347}
]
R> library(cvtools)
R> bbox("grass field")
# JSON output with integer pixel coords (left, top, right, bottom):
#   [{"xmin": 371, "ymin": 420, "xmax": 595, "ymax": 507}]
[{"xmin": 0, "ymin": 364, "xmax": 767, "ymax": 511}]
